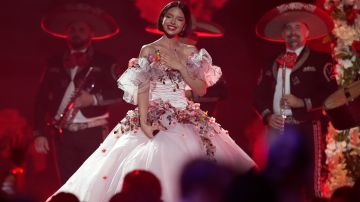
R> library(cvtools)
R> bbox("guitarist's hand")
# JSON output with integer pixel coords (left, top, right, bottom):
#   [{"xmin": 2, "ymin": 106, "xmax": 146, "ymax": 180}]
[
  {"xmin": 282, "ymin": 94, "xmax": 304, "ymax": 108},
  {"xmin": 74, "ymin": 90, "xmax": 96, "ymax": 108},
  {"xmin": 34, "ymin": 136, "xmax": 50, "ymax": 154}
]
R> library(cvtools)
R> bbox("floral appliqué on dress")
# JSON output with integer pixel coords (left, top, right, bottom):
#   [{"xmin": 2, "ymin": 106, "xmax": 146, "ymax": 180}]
[{"xmin": 114, "ymin": 99, "xmax": 224, "ymax": 160}]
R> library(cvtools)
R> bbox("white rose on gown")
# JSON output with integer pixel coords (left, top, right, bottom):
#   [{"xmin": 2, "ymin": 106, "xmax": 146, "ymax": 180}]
[{"xmin": 47, "ymin": 48, "xmax": 256, "ymax": 202}]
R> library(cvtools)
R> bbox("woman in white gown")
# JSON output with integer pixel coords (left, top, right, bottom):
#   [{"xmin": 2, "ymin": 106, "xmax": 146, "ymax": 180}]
[{"xmin": 48, "ymin": 1, "xmax": 256, "ymax": 202}]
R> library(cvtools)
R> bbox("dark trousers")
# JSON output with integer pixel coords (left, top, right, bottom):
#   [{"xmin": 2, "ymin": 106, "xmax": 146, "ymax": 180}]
[
  {"xmin": 54, "ymin": 126, "xmax": 104, "ymax": 183},
  {"xmin": 265, "ymin": 120, "xmax": 325, "ymax": 201}
]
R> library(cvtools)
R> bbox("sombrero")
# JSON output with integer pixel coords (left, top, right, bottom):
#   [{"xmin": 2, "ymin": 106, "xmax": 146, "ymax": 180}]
[
  {"xmin": 41, "ymin": 3, "xmax": 119, "ymax": 40},
  {"xmin": 307, "ymin": 34, "xmax": 334, "ymax": 53},
  {"xmin": 256, "ymin": 2, "xmax": 333, "ymax": 42}
]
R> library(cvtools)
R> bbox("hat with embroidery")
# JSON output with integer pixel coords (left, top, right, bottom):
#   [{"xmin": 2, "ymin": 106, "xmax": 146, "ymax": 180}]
[
  {"xmin": 256, "ymin": 2, "xmax": 333, "ymax": 42},
  {"xmin": 41, "ymin": 3, "xmax": 119, "ymax": 40}
]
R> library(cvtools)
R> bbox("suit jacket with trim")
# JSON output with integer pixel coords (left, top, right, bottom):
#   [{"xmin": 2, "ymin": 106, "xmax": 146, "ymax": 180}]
[
  {"xmin": 34, "ymin": 48, "xmax": 123, "ymax": 137},
  {"xmin": 254, "ymin": 46, "xmax": 338, "ymax": 123}
]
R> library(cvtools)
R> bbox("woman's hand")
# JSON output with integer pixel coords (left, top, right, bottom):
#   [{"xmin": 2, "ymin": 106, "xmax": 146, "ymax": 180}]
[
  {"xmin": 140, "ymin": 121, "xmax": 161, "ymax": 139},
  {"xmin": 160, "ymin": 52, "xmax": 185, "ymax": 71},
  {"xmin": 140, "ymin": 122, "xmax": 154, "ymax": 139}
]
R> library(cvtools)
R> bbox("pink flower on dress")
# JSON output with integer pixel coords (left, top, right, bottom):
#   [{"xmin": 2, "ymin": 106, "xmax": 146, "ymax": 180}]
[
  {"xmin": 148, "ymin": 54, "xmax": 156, "ymax": 63},
  {"xmin": 132, "ymin": 117, "xmax": 139, "ymax": 123},
  {"xmin": 128, "ymin": 58, "xmax": 139, "ymax": 68},
  {"xmin": 191, "ymin": 103, "xmax": 201, "ymax": 110}
]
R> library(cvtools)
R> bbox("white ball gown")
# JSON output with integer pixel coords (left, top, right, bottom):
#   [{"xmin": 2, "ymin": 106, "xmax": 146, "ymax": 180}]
[{"xmin": 48, "ymin": 49, "xmax": 256, "ymax": 202}]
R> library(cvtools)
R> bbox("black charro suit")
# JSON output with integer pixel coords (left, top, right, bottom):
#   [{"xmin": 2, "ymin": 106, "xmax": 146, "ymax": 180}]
[
  {"xmin": 254, "ymin": 46, "xmax": 338, "ymax": 198},
  {"xmin": 34, "ymin": 47, "xmax": 123, "ymax": 182},
  {"xmin": 255, "ymin": 47, "xmax": 337, "ymax": 123}
]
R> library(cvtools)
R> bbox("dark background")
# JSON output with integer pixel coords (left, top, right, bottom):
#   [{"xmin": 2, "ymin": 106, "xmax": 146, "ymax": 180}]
[
  {"xmin": 0, "ymin": 0, "xmax": 314, "ymax": 171},
  {"xmin": 1, "ymin": 0, "xmax": 319, "ymax": 199}
]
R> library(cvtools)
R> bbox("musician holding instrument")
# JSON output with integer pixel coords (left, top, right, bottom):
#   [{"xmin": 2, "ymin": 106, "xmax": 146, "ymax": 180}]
[
  {"xmin": 33, "ymin": 4, "xmax": 122, "ymax": 183},
  {"xmin": 254, "ymin": 2, "xmax": 338, "ymax": 200}
]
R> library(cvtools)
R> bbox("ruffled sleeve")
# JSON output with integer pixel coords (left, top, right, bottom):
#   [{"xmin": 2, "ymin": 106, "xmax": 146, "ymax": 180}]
[
  {"xmin": 117, "ymin": 57, "xmax": 151, "ymax": 105},
  {"xmin": 186, "ymin": 48, "xmax": 222, "ymax": 87}
]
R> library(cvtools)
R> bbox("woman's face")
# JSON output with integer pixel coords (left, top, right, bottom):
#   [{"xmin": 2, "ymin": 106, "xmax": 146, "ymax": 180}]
[{"xmin": 162, "ymin": 7, "xmax": 186, "ymax": 36}]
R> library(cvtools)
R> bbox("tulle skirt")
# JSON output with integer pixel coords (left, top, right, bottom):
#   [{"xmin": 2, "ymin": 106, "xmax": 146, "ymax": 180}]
[{"xmin": 48, "ymin": 100, "xmax": 256, "ymax": 202}]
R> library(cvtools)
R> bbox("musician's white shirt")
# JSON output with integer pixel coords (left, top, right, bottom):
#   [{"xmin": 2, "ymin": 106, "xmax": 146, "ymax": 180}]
[
  {"xmin": 55, "ymin": 60, "xmax": 109, "ymax": 124},
  {"xmin": 273, "ymin": 46, "xmax": 303, "ymax": 116}
]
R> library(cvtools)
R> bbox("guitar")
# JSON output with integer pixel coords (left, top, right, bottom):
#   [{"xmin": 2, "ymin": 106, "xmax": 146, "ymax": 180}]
[
  {"xmin": 52, "ymin": 67, "xmax": 94, "ymax": 133},
  {"xmin": 324, "ymin": 80, "xmax": 360, "ymax": 130}
]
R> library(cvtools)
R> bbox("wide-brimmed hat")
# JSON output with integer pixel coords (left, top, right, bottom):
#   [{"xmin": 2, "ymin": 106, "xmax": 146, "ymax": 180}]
[
  {"xmin": 41, "ymin": 3, "xmax": 119, "ymax": 40},
  {"xmin": 256, "ymin": 2, "xmax": 333, "ymax": 42}
]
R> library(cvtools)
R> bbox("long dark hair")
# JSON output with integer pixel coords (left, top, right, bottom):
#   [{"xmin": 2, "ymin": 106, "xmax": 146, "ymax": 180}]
[{"xmin": 157, "ymin": 1, "xmax": 192, "ymax": 37}]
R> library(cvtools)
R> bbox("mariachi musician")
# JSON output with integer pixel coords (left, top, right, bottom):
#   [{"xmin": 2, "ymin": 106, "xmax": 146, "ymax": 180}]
[
  {"xmin": 33, "ymin": 3, "xmax": 122, "ymax": 183},
  {"xmin": 254, "ymin": 2, "xmax": 338, "ymax": 200}
]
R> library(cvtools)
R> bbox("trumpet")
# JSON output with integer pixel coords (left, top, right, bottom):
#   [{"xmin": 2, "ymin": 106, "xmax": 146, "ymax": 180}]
[{"xmin": 53, "ymin": 67, "xmax": 94, "ymax": 133}]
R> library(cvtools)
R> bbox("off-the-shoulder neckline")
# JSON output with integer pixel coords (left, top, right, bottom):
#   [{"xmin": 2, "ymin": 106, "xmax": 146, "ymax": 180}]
[{"xmin": 144, "ymin": 47, "xmax": 204, "ymax": 58}]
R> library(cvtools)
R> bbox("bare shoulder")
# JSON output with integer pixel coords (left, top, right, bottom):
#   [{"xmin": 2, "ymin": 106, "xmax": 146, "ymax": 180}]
[
  {"xmin": 180, "ymin": 44, "xmax": 198, "ymax": 57},
  {"xmin": 139, "ymin": 43, "xmax": 157, "ymax": 57}
]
